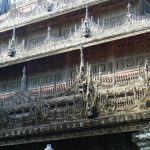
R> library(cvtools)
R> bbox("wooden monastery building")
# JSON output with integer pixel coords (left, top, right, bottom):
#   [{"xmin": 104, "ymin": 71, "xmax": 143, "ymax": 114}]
[{"xmin": 0, "ymin": 0, "xmax": 150, "ymax": 149}]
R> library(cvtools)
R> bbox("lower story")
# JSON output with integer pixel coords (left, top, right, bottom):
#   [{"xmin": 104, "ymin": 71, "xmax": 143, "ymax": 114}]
[{"xmin": 2, "ymin": 132, "xmax": 138, "ymax": 150}]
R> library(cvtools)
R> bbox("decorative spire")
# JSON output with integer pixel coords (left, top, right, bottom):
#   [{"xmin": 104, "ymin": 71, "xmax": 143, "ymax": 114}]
[
  {"xmin": 78, "ymin": 44, "xmax": 85, "ymax": 80},
  {"xmin": 82, "ymin": 4, "xmax": 91, "ymax": 38},
  {"xmin": 8, "ymin": 0, "xmax": 16, "ymax": 57},
  {"xmin": 8, "ymin": 26, "xmax": 16, "ymax": 57},
  {"xmin": 21, "ymin": 66, "xmax": 27, "ymax": 91}
]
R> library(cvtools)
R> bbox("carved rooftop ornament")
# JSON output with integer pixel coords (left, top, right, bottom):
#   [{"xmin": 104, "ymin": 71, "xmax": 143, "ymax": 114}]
[
  {"xmin": 82, "ymin": 5, "xmax": 91, "ymax": 38},
  {"xmin": 8, "ymin": 25, "xmax": 16, "ymax": 57}
]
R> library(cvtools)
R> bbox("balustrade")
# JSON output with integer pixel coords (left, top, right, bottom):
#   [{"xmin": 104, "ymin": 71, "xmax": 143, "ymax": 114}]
[{"xmin": 92, "ymin": 68, "xmax": 146, "ymax": 87}]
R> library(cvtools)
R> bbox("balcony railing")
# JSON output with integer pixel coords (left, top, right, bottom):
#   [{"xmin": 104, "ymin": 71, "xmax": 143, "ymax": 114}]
[{"xmin": 0, "ymin": 0, "xmax": 108, "ymax": 32}]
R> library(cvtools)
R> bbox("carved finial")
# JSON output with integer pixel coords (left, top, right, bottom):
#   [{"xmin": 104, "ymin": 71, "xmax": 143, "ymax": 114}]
[
  {"xmin": 8, "ymin": 26, "xmax": 16, "ymax": 57},
  {"xmin": 21, "ymin": 66, "xmax": 27, "ymax": 91},
  {"xmin": 82, "ymin": 4, "xmax": 91, "ymax": 38}
]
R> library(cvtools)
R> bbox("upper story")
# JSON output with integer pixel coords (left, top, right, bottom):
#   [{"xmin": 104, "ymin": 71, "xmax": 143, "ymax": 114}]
[{"xmin": 0, "ymin": 0, "xmax": 150, "ymax": 68}]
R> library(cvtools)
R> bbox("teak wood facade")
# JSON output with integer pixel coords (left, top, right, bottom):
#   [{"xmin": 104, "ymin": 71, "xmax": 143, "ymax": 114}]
[{"xmin": 0, "ymin": 0, "xmax": 150, "ymax": 149}]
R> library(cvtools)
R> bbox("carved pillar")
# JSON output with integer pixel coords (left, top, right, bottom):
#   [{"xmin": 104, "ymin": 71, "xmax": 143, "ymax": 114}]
[{"xmin": 132, "ymin": 123, "xmax": 150, "ymax": 150}]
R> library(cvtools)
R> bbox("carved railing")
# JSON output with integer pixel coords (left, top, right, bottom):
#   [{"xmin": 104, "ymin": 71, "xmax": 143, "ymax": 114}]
[
  {"xmin": 90, "ymin": 67, "xmax": 149, "ymax": 115},
  {"xmin": 0, "ymin": 78, "xmax": 85, "ymax": 130},
  {"xmin": 97, "ymin": 87, "xmax": 146, "ymax": 114},
  {"xmin": 94, "ymin": 68, "xmax": 146, "ymax": 87},
  {"xmin": 0, "ymin": 79, "xmax": 76, "ymax": 108}
]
